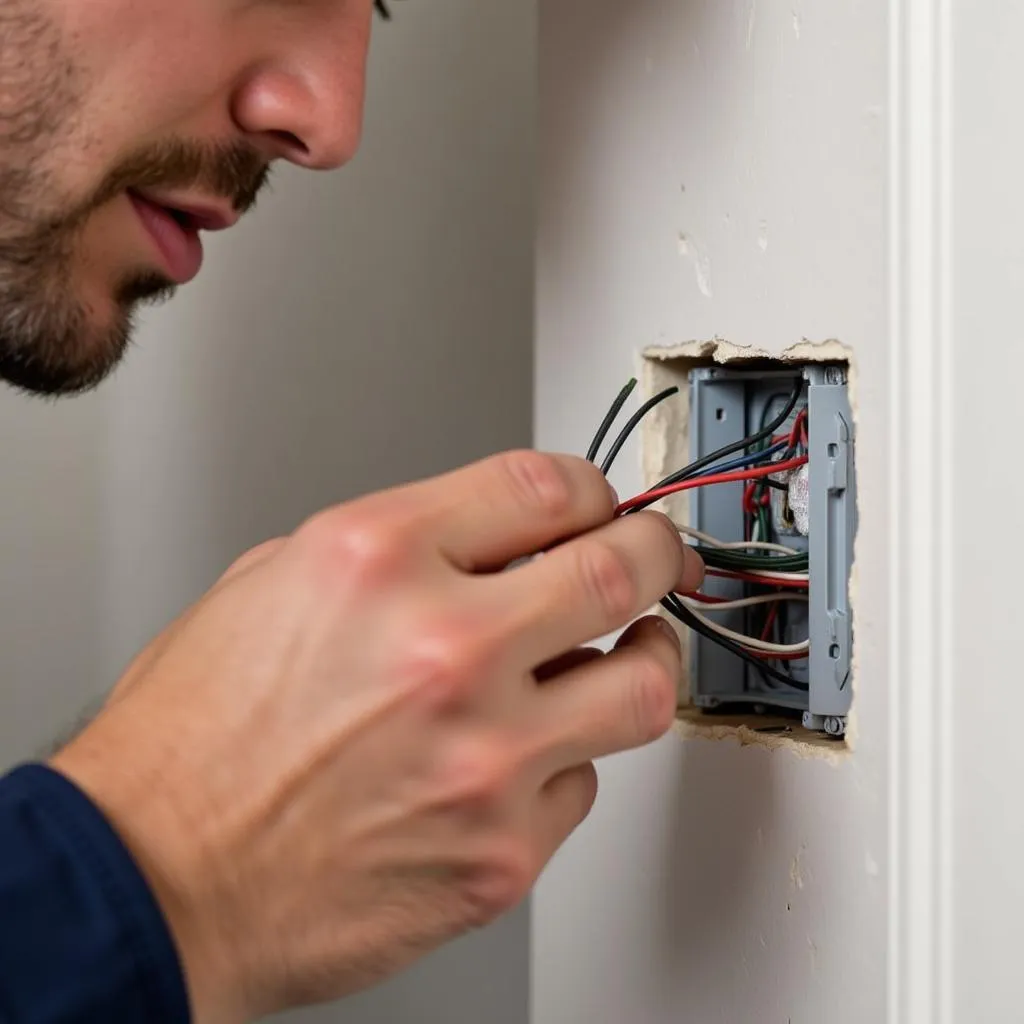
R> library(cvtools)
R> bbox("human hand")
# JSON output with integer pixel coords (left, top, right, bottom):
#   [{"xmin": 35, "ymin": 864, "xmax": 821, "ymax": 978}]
[{"xmin": 51, "ymin": 451, "xmax": 703, "ymax": 1023}]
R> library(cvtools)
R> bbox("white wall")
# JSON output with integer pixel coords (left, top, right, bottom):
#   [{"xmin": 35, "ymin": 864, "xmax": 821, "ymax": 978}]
[
  {"xmin": 535, "ymin": 2, "xmax": 890, "ymax": 1021},
  {"xmin": 0, "ymin": 3, "xmax": 534, "ymax": 1022}
]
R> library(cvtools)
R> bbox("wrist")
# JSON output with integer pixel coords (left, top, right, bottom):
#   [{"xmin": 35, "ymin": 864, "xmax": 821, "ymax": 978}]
[{"xmin": 50, "ymin": 718, "xmax": 248, "ymax": 1024}]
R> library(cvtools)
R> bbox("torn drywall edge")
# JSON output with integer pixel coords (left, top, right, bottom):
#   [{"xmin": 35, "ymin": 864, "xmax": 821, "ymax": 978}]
[
  {"xmin": 638, "ymin": 338, "xmax": 860, "ymax": 757},
  {"xmin": 672, "ymin": 713, "xmax": 846, "ymax": 763}
]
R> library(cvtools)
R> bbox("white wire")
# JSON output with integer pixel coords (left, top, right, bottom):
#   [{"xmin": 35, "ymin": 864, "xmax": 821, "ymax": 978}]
[
  {"xmin": 715, "ymin": 568, "xmax": 810, "ymax": 582},
  {"xmin": 680, "ymin": 593, "xmax": 808, "ymax": 613},
  {"xmin": 685, "ymin": 603, "xmax": 810, "ymax": 655},
  {"xmin": 675, "ymin": 522, "xmax": 801, "ymax": 556}
]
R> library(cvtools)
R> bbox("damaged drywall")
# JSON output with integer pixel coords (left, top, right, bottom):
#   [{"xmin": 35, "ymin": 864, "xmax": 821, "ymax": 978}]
[{"xmin": 638, "ymin": 338, "xmax": 859, "ymax": 757}]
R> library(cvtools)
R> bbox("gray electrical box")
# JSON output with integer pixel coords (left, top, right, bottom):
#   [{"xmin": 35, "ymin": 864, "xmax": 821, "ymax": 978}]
[{"xmin": 687, "ymin": 364, "xmax": 856, "ymax": 738}]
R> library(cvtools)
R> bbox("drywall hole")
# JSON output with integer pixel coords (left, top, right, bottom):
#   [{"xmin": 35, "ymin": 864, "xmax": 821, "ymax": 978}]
[{"xmin": 639, "ymin": 340, "xmax": 858, "ymax": 754}]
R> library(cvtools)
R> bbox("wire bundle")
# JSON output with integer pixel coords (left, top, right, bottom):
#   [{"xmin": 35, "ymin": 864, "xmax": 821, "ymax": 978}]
[{"xmin": 584, "ymin": 376, "xmax": 810, "ymax": 690}]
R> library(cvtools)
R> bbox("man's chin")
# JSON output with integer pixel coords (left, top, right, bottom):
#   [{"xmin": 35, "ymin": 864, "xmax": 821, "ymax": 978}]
[
  {"xmin": 116, "ymin": 269, "xmax": 177, "ymax": 309},
  {"xmin": 0, "ymin": 334, "xmax": 127, "ymax": 396},
  {"xmin": 0, "ymin": 273, "xmax": 175, "ymax": 397}
]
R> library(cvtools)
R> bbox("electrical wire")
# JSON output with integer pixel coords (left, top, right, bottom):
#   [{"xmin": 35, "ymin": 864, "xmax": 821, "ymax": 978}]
[
  {"xmin": 683, "ymin": 604, "xmax": 810, "ymax": 655},
  {"xmin": 586, "ymin": 378, "xmax": 637, "ymax": 464},
  {"xmin": 704, "ymin": 567, "xmax": 809, "ymax": 587},
  {"xmin": 674, "ymin": 523, "xmax": 801, "ymax": 555},
  {"xmin": 678, "ymin": 592, "xmax": 808, "ymax": 613},
  {"xmin": 651, "ymin": 378, "xmax": 803, "ymax": 491},
  {"xmin": 681, "ymin": 591, "xmax": 729, "ymax": 605},
  {"xmin": 688, "ymin": 441, "xmax": 789, "ymax": 479},
  {"xmin": 615, "ymin": 455, "xmax": 808, "ymax": 514},
  {"xmin": 660, "ymin": 594, "xmax": 809, "ymax": 690},
  {"xmin": 585, "ymin": 375, "xmax": 814, "ymax": 689},
  {"xmin": 787, "ymin": 409, "xmax": 808, "ymax": 451},
  {"xmin": 693, "ymin": 548, "xmax": 809, "ymax": 572},
  {"xmin": 751, "ymin": 649, "xmax": 809, "ymax": 662},
  {"xmin": 600, "ymin": 386, "xmax": 679, "ymax": 475}
]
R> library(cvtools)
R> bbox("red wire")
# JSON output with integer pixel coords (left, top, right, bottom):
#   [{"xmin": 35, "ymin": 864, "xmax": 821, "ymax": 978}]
[
  {"xmin": 743, "ymin": 481, "xmax": 757, "ymax": 512},
  {"xmin": 679, "ymin": 591, "xmax": 728, "ymax": 604},
  {"xmin": 769, "ymin": 409, "xmax": 808, "ymax": 448},
  {"xmin": 760, "ymin": 603, "xmax": 779, "ymax": 641},
  {"xmin": 615, "ymin": 456, "xmax": 808, "ymax": 514},
  {"xmin": 788, "ymin": 409, "xmax": 808, "ymax": 450},
  {"xmin": 704, "ymin": 567, "xmax": 809, "ymax": 589},
  {"xmin": 748, "ymin": 648, "xmax": 808, "ymax": 662}
]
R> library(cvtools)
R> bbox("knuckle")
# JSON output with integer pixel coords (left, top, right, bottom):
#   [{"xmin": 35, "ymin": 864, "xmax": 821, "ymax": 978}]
[
  {"xmin": 300, "ymin": 507, "xmax": 405, "ymax": 588},
  {"xmin": 627, "ymin": 654, "xmax": 678, "ymax": 742},
  {"xmin": 397, "ymin": 616, "xmax": 494, "ymax": 709},
  {"xmin": 576, "ymin": 540, "xmax": 637, "ymax": 622},
  {"xmin": 495, "ymin": 451, "xmax": 572, "ymax": 519},
  {"xmin": 459, "ymin": 841, "xmax": 534, "ymax": 926},
  {"xmin": 440, "ymin": 737, "xmax": 516, "ymax": 810}
]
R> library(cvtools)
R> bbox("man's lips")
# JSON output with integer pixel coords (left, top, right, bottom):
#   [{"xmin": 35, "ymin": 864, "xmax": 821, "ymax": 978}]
[
  {"xmin": 127, "ymin": 190, "xmax": 240, "ymax": 285},
  {"xmin": 128, "ymin": 191, "xmax": 204, "ymax": 284}
]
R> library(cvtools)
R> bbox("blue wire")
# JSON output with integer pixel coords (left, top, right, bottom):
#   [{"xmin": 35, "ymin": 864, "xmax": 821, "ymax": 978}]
[{"xmin": 692, "ymin": 440, "xmax": 788, "ymax": 478}]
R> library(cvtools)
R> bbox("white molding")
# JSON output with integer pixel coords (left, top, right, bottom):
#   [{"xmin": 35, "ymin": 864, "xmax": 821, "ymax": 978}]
[{"xmin": 888, "ymin": 0, "xmax": 954, "ymax": 1021}]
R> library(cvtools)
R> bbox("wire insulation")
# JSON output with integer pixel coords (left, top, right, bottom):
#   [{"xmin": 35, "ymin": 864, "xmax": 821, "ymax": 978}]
[
  {"xmin": 674, "ymin": 523, "xmax": 801, "ymax": 555},
  {"xmin": 704, "ymin": 567, "xmax": 809, "ymax": 587},
  {"xmin": 684, "ymin": 604, "xmax": 810, "ymax": 654},
  {"xmin": 652, "ymin": 378, "xmax": 803, "ymax": 491},
  {"xmin": 689, "ymin": 441, "xmax": 789, "ymax": 480},
  {"xmin": 600, "ymin": 386, "xmax": 679, "ymax": 475},
  {"xmin": 586, "ymin": 378, "xmax": 637, "ymax": 464},
  {"xmin": 679, "ymin": 593, "xmax": 808, "ymax": 613},
  {"xmin": 615, "ymin": 456, "xmax": 808, "ymax": 514},
  {"xmin": 660, "ymin": 596, "xmax": 809, "ymax": 690}
]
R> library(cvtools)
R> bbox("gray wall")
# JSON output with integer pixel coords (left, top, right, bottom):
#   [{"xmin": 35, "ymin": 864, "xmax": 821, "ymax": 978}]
[{"xmin": 0, "ymin": 3, "xmax": 533, "ymax": 1022}]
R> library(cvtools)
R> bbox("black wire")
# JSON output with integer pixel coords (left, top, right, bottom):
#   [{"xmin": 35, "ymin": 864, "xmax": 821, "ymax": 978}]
[
  {"xmin": 599, "ymin": 386, "xmax": 679, "ymax": 476},
  {"xmin": 654, "ymin": 377, "xmax": 803, "ymax": 491},
  {"xmin": 689, "ymin": 547, "xmax": 809, "ymax": 572},
  {"xmin": 661, "ymin": 594, "xmax": 809, "ymax": 691},
  {"xmin": 584, "ymin": 375, "xmax": 808, "ymax": 691},
  {"xmin": 586, "ymin": 378, "xmax": 637, "ymax": 464}
]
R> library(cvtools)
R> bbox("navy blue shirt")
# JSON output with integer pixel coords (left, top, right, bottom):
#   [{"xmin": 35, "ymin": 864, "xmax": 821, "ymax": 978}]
[{"xmin": 0, "ymin": 764, "xmax": 191, "ymax": 1023}]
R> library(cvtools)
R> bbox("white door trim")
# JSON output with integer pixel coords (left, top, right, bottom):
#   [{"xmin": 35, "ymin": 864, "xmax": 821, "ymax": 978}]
[{"xmin": 888, "ymin": 0, "xmax": 954, "ymax": 1021}]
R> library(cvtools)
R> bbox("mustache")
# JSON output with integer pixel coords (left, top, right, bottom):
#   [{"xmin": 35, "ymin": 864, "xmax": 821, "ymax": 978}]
[{"xmin": 91, "ymin": 138, "xmax": 271, "ymax": 218}]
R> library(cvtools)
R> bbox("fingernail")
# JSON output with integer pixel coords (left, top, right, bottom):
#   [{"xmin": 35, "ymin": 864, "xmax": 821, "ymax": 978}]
[
  {"xmin": 608, "ymin": 482, "xmax": 620, "ymax": 509},
  {"xmin": 654, "ymin": 616, "xmax": 681, "ymax": 650}
]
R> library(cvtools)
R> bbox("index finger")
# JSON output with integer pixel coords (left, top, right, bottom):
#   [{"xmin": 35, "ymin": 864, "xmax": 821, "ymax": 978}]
[
  {"xmin": 421, "ymin": 450, "xmax": 618, "ymax": 572},
  {"xmin": 485, "ymin": 510, "xmax": 703, "ymax": 668}
]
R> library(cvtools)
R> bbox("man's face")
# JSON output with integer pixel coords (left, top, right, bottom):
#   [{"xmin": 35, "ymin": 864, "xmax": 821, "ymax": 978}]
[{"xmin": 0, "ymin": 0, "xmax": 374, "ymax": 395}]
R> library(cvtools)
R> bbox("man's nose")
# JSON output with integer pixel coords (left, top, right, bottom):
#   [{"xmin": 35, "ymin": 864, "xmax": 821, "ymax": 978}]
[{"xmin": 230, "ymin": 9, "xmax": 372, "ymax": 171}]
